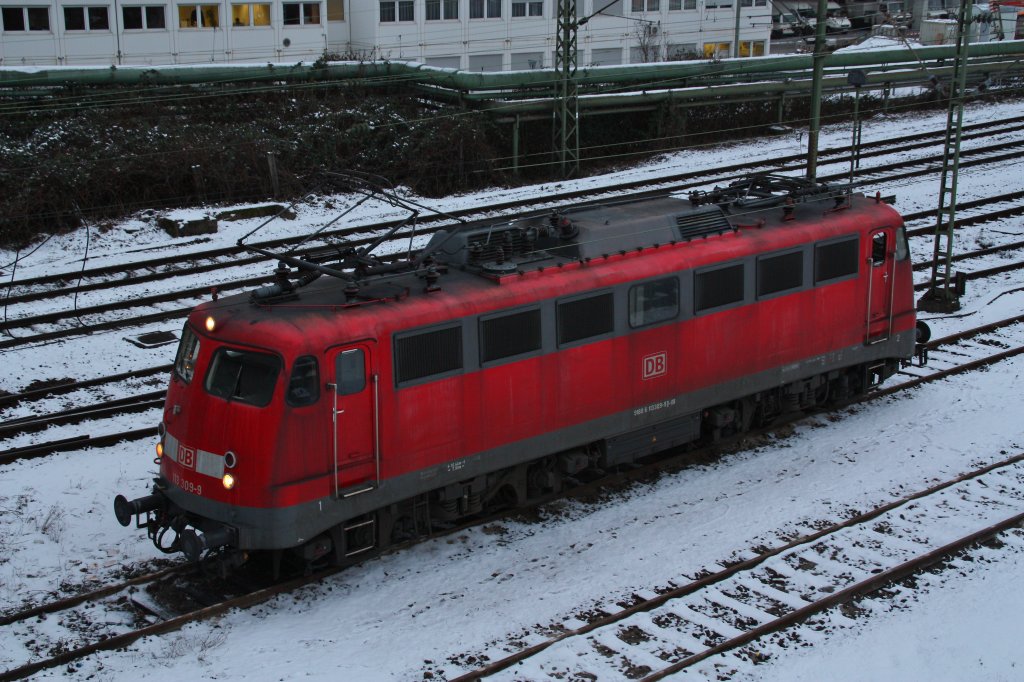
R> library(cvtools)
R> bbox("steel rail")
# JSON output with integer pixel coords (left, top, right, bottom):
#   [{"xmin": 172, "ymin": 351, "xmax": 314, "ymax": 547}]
[
  {"xmin": 451, "ymin": 452, "xmax": 1024, "ymax": 681},
  {"xmin": 4, "ymin": 115, "xmax": 1024, "ymax": 306},
  {"xmin": 0, "ymin": 564, "xmax": 187, "ymax": 628},
  {"xmin": 3, "ymin": 137, "xmax": 1023, "ymax": 352}
]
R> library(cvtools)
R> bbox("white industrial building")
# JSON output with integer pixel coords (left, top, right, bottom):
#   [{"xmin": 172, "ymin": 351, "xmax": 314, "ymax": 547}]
[{"xmin": 0, "ymin": 0, "xmax": 772, "ymax": 67}]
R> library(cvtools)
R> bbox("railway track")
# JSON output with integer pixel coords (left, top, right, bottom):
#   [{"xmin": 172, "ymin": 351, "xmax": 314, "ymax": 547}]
[
  {"xmin": 5, "ymin": 442, "xmax": 1019, "ymax": 681},
  {"xmin": 6, "ymin": 114, "xmax": 1024, "ymax": 309},
  {"xmin": 2, "ymin": 120, "xmax": 1024, "ymax": 352},
  {"xmin": 446, "ymin": 454, "xmax": 1024, "ymax": 681}
]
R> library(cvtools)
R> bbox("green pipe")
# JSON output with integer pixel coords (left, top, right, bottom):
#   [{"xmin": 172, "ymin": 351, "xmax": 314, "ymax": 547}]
[
  {"xmin": 473, "ymin": 59, "xmax": 1023, "ymax": 115},
  {"xmin": 3, "ymin": 41, "xmax": 1024, "ymax": 90}
]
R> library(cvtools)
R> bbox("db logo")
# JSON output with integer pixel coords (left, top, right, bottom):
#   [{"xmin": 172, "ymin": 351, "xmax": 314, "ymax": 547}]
[
  {"xmin": 642, "ymin": 352, "xmax": 667, "ymax": 380},
  {"xmin": 178, "ymin": 445, "xmax": 196, "ymax": 470}
]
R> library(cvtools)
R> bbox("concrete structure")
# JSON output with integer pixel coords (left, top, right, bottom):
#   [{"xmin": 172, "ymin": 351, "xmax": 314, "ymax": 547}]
[{"xmin": 0, "ymin": 0, "xmax": 771, "ymax": 67}]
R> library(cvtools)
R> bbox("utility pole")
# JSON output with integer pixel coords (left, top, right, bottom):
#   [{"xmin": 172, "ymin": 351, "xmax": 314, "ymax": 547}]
[
  {"xmin": 918, "ymin": 0, "xmax": 973, "ymax": 313},
  {"xmin": 805, "ymin": 0, "xmax": 828, "ymax": 180},
  {"xmin": 553, "ymin": 0, "xmax": 619, "ymax": 178},
  {"xmin": 554, "ymin": 0, "xmax": 580, "ymax": 178}
]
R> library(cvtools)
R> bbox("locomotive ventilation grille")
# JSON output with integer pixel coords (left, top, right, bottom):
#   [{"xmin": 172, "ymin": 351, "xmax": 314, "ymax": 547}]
[
  {"xmin": 466, "ymin": 228, "xmax": 533, "ymax": 264},
  {"xmin": 674, "ymin": 207, "xmax": 735, "ymax": 241}
]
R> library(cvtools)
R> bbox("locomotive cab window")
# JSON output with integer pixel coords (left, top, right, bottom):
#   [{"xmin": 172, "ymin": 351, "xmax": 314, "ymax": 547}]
[
  {"xmin": 480, "ymin": 308, "xmax": 541, "ymax": 364},
  {"xmin": 629, "ymin": 278, "xmax": 679, "ymax": 328},
  {"xmin": 204, "ymin": 347, "xmax": 281, "ymax": 407},
  {"xmin": 757, "ymin": 250, "xmax": 803, "ymax": 298},
  {"xmin": 335, "ymin": 349, "xmax": 365, "ymax": 395},
  {"xmin": 286, "ymin": 356, "xmax": 320, "ymax": 406},
  {"xmin": 871, "ymin": 232, "xmax": 887, "ymax": 266},
  {"xmin": 173, "ymin": 323, "xmax": 201, "ymax": 383},
  {"xmin": 695, "ymin": 263, "xmax": 744, "ymax": 312},
  {"xmin": 814, "ymin": 237, "xmax": 859, "ymax": 284},
  {"xmin": 895, "ymin": 227, "xmax": 909, "ymax": 261},
  {"xmin": 395, "ymin": 325, "xmax": 463, "ymax": 385},
  {"xmin": 558, "ymin": 292, "xmax": 614, "ymax": 345}
]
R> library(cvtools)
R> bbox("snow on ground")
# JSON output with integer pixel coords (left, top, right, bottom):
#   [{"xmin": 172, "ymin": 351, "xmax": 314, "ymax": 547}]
[{"xmin": 2, "ymin": 95, "xmax": 1024, "ymax": 680}]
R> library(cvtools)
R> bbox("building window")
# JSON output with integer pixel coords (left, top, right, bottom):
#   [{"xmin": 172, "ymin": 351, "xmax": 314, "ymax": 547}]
[
  {"xmin": 232, "ymin": 3, "xmax": 270, "ymax": 25},
  {"xmin": 179, "ymin": 4, "xmax": 219, "ymax": 27},
  {"xmin": 632, "ymin": 0, "xmax": 659, "ymax": 10},
  {"xmin": 469, "ymin": 0, "xmax": 500, "ymax": 18},
  {"xmin": 395, "ymin": 325, "xmax": 463, "ymax": 385},
  {"xmin": 379, "ymin": 0, "xmax": 412, "ymax": 21},
  {"xmin": 426, "ymin": 0, "xmax": 457, "ymax": 19},
  {"xmin": 558, "ymin": 292, "xmax": 614, "ymax": 346},
  {"xmin": 64, "ymin": 6, "xmax": 110, "ymax": 29},
  {"xmin": 480, "ymin": 309, "xmax": 542, "ymax": 364},
  {"xmin": 2, "ymin": 6, "xmax": 50, "ymax": 30},
  {"xmin": 283, "ymin": 1, "xmax": 319, "ymax": 23},
  {"xmin": 325, "ymin": 0, "xmax": 342, "ymax": 20},
  {"xmin": 629, "ymin": 278, "xmax": 679, "ymax": 328},
  {"xmin": 512, "ymin": 0, "xmax": 542, "ymax": 16},
  {"xmin": 123, "ymin": 6, "xmax": 166, "ymax": 29},
  {"xmin": 703, "ymin": 41, "xmax": 731, "ymax": 58},
  {"xmin": 739, "ymin": 40, "xmax": 765, "ymax": 57},
  {"xmin": 695, "ymin": 263, "xmax": 745, "ymax": 312}
]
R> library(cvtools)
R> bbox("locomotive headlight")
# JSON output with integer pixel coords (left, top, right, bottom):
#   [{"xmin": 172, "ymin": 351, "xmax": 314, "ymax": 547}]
[
  {"xmin": 222, "ymin": 473, "xmax": 236, "ymax": 490},
  {"xmin": 155, "ymin": 442, "xmax": 164, "ymax": 458},
  {"xmin": 205, "ymin": 315, "xmax": 216, "ymax": 333}
]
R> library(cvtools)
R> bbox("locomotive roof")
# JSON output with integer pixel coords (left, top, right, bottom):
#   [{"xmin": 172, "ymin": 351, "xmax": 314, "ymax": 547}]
[{"xmin": 196, "ymin": 190, "xmax": 901, "ymax": 354}]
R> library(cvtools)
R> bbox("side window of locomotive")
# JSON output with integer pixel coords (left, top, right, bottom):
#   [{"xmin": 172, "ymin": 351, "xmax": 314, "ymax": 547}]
[
  {"xmin": 814, "ymin": 237, "xmax": 859, "ymax": 284},
  {"xmin": 394, "ymin": 325, "xmax": 463, "ymax": 385},
  {"xmin": 173, "ymin": 323, "xmax": 201, "ymax": 383},
  {"xmin": 204, "ymin": 348, "xmax": 282, "ymax": 407},
  {"xmin": 895, "ymin": 227, "xmax": 909, "ymax": 261},
  {"xmin": 695, "ymin": 263, "xmax": 744, "ymax": 313},
  {"xmin": 557, "ymin": 292, "xmax": 614, "ymax": 346},
  {"xmin": 286, "ymin": 355, "xmax": 320, "ymax": 406},
  {"xmin": 629, "ymin": 278, "xmax": 679, "ymax": 328},
  {"xmin": 480, "ymin": 308, "xmax": 542, "ymax": 364},
  {"xmin": 871, "ymin": 232, "xmax": 887, "ymax": 266},
  {"xmin": 336, "ymin": 349, "xmax": 365, "ymax": 395},
  {"xmin": 757, "ymin": 250, "xmax": 803, "ymax": 298}
]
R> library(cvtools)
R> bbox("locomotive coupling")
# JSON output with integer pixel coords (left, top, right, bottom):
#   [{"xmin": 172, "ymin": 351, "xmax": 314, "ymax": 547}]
[
  {"xmin": 180, "ymin": 524, "xmax": 234, "ymax": 562},
  {"xmin": 114, "ymin": 493, "xmax": 164, "ymax": 527}
]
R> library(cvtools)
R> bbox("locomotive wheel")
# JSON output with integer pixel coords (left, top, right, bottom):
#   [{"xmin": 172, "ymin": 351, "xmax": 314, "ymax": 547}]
[{"xmin": 390, "ymin": 516, "xmax": 417, "ymax": 544}]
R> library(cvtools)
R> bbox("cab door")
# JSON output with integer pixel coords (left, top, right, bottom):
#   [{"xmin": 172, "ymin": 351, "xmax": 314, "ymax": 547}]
[
  {"xmin": 866, "ymin": 229, "xmax": 895, "ymax": 343},
  {"xmin": 329, "ymin": 343, "xmax": 378, "ymax": 496}
]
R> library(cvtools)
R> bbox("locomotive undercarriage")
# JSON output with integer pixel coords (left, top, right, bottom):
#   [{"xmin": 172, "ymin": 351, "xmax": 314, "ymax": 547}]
[{"xmin": 315, "ymin": 357, "xmax": 900, "ymax": 571}]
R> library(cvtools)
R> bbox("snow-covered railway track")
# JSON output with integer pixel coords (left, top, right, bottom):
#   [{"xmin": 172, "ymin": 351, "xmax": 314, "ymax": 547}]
[
  {"xmin": 447, "ymin": 454, "xmax": 1024, "ymax": 681},
  {"xmin": 4, "ymin": 123, "xmax": 1024, "ymax": 351}
]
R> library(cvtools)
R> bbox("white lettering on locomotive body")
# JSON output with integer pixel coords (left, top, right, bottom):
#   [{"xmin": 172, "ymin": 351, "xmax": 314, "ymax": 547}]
[
  {"xmin": 642, "ymin": 351, "xmax": 668, "ymax": 380},
  {"xmin": 178, "ymin": 445, "xmax": 196, "ymax": 470},
  {"xmin": 172, "ymin": 471, "xmax": 203, "ymax": 496},
  {"xmin": 632, "ymin": 397, "xmax": 677, "ymax": 417}
]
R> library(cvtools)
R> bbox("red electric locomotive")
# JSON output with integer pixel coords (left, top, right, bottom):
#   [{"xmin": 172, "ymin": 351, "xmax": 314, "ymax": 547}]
[{"xmin": 115, "ymin": 176, "xmax": 924, "ymax": 569}]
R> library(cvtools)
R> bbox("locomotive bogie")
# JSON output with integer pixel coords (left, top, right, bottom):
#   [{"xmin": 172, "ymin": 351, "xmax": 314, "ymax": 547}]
[{"xmin": 116, "ymin": 187, "xmax": 921, "ymax": 568}]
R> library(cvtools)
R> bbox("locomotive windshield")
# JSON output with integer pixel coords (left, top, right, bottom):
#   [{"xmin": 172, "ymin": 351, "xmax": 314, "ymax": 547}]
[
  {"xmin": 204, "ymin": 347, "xmax": 282, "ymax": 407},
  {"xmin": 174, "ymin": 323, "xmax": 201, "ymax": 382}
]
